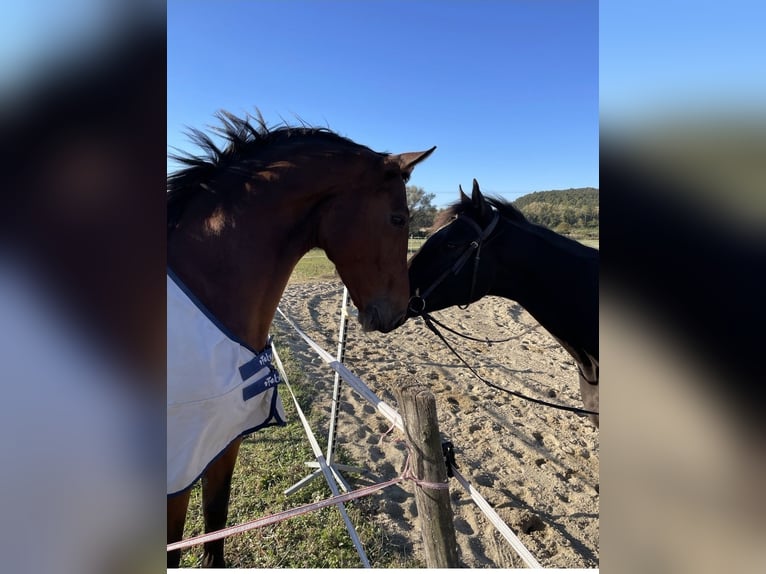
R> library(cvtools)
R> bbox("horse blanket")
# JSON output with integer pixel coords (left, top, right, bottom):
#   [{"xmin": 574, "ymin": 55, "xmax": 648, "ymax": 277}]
[{"xmin": 167, "ymin": 271, "xmax": 286, "ymax": 495}]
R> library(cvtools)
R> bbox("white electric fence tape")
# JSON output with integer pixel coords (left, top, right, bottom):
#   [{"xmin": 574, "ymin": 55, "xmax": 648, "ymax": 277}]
[
  {"xmin": 275, "ymin": 305, "xmax": 542, "ymax": 569},
  {"xmin": 276, "ymin": 307, "xmax": 403, "ymax": 431},
  {"xmin": 270, "ymin": 342, "xmax": 371, "ymax": 567}
]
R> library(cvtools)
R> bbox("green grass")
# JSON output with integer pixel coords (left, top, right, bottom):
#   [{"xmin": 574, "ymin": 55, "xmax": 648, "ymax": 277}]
[
  {"xmin": 408, "ymin": 237, "xmax": 426, "ymax": 254},
  {"xmin": 288, "ymin": 235, "xmax": 596, "ymax": 285},
  {"xmin": 577, "ymin": 238, "xmax": 599, "ymax": 249},
  {"xmin": 290, "ymin": 249, "xmax": 338, "ymax": 283},
  {"xmin": 288, "ymin": 241, "xmax": 426, "ymax": 284},
  {"xmin": 178, "ymin": 343, "xmax": 421, "ymax": 568}
]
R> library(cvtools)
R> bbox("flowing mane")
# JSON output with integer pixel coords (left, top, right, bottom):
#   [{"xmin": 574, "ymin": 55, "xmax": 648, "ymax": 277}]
[{"xmin": 167, "ymin": 110, "xmax": 382, "ymax": 232}]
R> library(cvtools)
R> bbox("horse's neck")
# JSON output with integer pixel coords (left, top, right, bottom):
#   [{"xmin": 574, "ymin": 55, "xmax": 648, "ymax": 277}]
[
  {"xmin": 168, "ymin": 220, "xmax": 309, "ymax": 351},
  {"xmin": 488, "ymin": 222, "xmax": 598, "ymax": 360},
  {"xmin": 167, "ymin": 157, "xmax": 360, "ymax": 349}
]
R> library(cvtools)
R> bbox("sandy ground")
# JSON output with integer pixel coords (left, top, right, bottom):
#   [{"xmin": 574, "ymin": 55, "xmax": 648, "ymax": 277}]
[{"xmin": 273, "ymin": 279, "xmax": 599, "ymax": 568}]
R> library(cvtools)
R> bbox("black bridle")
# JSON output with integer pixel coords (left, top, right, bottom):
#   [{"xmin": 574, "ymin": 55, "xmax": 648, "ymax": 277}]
[
  {"xmin": 408, "ymin": 208, "xmax": 500, "ymax": 315},
  {"xmin": 408, "ymin": 208, "xmax": 599, "ymax": 419}
]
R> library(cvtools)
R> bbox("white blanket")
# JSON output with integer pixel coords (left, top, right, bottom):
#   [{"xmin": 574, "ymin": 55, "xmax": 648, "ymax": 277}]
[{"xmin": 167, "ymin": 272, "xmax": 286, "ymax": 495}]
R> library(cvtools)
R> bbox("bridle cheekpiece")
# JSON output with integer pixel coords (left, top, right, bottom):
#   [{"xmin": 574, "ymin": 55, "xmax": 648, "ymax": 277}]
[{"xmin": 409, "ymin": 207, "xmax": 500, "ymax": 315}]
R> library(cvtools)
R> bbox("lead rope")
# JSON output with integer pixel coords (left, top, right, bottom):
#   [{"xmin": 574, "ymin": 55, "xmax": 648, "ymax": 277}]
[{"xmin": 419, "ymin": 312, "xmax": 599, "ymax": 417}]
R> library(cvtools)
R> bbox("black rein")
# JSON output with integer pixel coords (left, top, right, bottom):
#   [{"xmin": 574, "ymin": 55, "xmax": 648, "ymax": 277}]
[
  {"xmin": 419, "ymin": 311, "xmax": 599, "ymax": 418},
  {"xmin": 409, "ymin": 208, "xmax": 599, "ymax": 419}
]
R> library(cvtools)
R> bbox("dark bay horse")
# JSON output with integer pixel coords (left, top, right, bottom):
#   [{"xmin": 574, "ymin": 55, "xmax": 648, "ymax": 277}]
[
  {"xmin": 167, "ymin": 110, "xmax": 434, "ymax": 567},
  {"xmin": 407, "ymin": 179, "xmax": 599, "ymax": 426}
]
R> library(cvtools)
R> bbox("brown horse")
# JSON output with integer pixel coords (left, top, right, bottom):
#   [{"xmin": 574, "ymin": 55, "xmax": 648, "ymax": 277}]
[{"xmin": 167, "ymin": 110, "xmax": 434, "ymax": 567}]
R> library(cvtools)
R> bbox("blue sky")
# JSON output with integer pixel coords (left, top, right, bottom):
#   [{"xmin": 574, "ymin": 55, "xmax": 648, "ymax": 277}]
[
  {"xmin": 168, "ymin": 0, "xmax": 598, "ymax": 208},
  {"xmin": 2, "ymin": 2, "xmax": 761, "ymax": 208}
]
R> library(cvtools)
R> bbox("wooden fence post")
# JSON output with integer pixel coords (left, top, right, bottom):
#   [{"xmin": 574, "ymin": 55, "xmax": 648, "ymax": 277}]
[{"xmin": 396, "ymin": 379, "xmax": 459, "ymax": 568}]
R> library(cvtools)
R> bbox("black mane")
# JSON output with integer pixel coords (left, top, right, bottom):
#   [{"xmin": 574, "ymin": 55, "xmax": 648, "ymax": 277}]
[
  {"xmin": 436, "ymin": 189, "xmax": 596, "ymax": 254},
  {"xmin": 167, "ymin": 110, "xmax": 375, "ymax": 231},
  {"xmin": 433, "ymin": 193, "xmax": 528, "ymax": 231},
  {"xmin": 453, "ymin": 194, "xmax": 528, "ymax": 222}
]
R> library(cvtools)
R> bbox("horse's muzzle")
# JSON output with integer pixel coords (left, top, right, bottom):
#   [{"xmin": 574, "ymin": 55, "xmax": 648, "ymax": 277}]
[{"xmin": 360, "ymin": 302, "xmax": 406, "ymax": 333}]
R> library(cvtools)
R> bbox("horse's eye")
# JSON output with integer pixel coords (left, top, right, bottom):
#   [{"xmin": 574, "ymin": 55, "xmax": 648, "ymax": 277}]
[
  {"xmin": 384, "ymin": 170, "xmax": 410, "ymax": 184},
  {"xmin": 390, "ymin": 214, "xmax": 407, "ymax": 228}
]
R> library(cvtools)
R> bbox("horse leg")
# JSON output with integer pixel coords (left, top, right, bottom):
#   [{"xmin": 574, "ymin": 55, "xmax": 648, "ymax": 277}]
[
  {"xmin": 578, "ymin": 372, "xmax": 599, "ymax": 428},
  {"xmin": 167, "ymin": 488, "xmax": 192, "ymax": 568},
  {"xmin": 200, "ymin": 437, "xmax": 243, "ymax": 568}
]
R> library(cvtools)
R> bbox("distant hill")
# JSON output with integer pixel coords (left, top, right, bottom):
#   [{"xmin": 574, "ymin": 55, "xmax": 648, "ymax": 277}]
[{"xmin": 513, "ymin": 187, "xmax": 599, "ymax": 238}]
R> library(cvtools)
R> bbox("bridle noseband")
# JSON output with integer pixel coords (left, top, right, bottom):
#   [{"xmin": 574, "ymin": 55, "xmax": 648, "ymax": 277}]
[{"xmin": 409, "ymin": 208, "xmax": 500, "ymax": 315}]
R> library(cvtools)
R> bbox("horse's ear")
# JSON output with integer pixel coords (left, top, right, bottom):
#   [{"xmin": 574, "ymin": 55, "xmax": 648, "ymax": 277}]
[
  {"xmin": 459, "ymin": 184, "xmax": 470, "ymax": 204},
  {"xmin": 471, "ymin": 179, "xmax": 491, "ymax": 221},
  {"xmin": 390, "ymin": 146, "xmax": 437, "ymax": 174}
]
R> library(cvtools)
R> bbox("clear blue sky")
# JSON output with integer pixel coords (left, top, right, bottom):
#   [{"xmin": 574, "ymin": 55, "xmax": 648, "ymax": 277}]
[
  {"xmin": 2, "ymin": 2, "xmax": 761, "ymax": 208},
  {"xmin": 168, "ymin": 0, "xmax": 598, "ymax": 208}
]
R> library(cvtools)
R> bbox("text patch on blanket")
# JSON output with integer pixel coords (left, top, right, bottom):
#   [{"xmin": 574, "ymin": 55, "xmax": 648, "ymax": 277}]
[{"xmin": 167, "ymin": 272, "xmax": 286, "ymax": 495}]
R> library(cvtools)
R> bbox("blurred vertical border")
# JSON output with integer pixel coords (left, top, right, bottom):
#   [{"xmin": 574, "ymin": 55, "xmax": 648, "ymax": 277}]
[
  {"xmin": 600, "ymin": 2, "xmax": 766, "ymax": 573},
  {"xmin": 1, "ymin": 2, "xmax": 165, "ymax": 573}
]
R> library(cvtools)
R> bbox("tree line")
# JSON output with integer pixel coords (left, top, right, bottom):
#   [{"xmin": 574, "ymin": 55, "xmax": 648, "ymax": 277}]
[
  {"xmin": 513, "ymin": 188, "xmax": 599, "ymax": 237},
  {"xmin": 408, "ymin": 185, "xmax": 599, "ymax": 239}
]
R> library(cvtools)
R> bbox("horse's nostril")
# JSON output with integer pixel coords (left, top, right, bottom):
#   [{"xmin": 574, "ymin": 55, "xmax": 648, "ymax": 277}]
[
  {"xmin": 360, "ymin": 305, "xmax": 380, "ymax": 332},
  {"xmin": 360, "ymin": 303, "xmax": 408, "ymax": 333}
]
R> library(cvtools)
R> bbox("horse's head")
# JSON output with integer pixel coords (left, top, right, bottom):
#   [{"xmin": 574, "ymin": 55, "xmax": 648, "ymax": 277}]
[
  {"xmin": 408, "ymin": 179, "xmax": 498, "ymax": 317},
  {"xmin": 318, "ymin": 146, "xmax": 436, "ymax": 333},
  {"xmin": 168, "ymin": 111, "xmax": 436, "ymax": 337}
]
